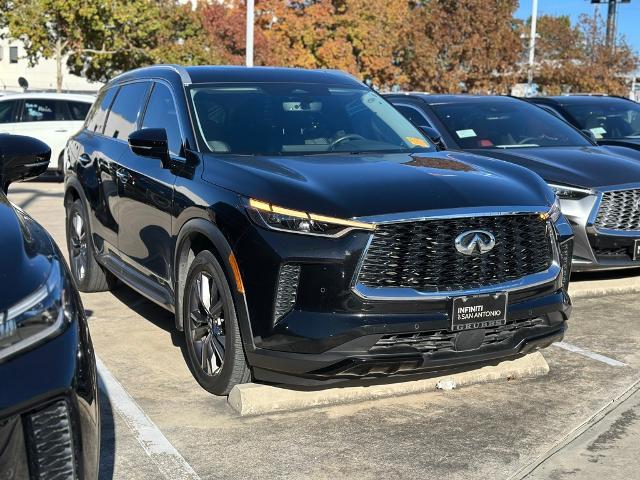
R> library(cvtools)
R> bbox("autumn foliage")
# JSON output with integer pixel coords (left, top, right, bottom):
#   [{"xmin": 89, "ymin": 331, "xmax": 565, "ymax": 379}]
[{"xmin": 1, "ymin": 0, "xmax": 637, "ymax": 94}]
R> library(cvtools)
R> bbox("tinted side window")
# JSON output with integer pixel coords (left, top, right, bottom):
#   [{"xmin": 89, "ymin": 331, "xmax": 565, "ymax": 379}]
[
  {"xmin": 0, "ymin": 100, "xmax": 18, "ymax": 123},
  {"xmin": 141, "ymin": 83, "xmax": 183, "ymax": 156},
  {"xmin": 21, "ymin": 99, "xmax": 67, "ymax": 122},
  {"xmin": 104, "ymin": 82, "xmax": 150, "ymax": 140},
  {"xmin": 86, "ymin": 88, "xmax": 117, "ymax": 133},
  {"xmin": 68, "ymin": 101, "xmax": 92, "ymax": 121}
]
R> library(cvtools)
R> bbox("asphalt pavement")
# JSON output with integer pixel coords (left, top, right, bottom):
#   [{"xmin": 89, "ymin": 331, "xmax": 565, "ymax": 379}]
[{"xmin": 8, "ymin": 181, "xmax": 640, "ymax": 480}]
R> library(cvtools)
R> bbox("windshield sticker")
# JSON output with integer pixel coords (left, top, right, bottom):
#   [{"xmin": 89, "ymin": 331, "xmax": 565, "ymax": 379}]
[
  {"xmin": 456, "ymin": 129, "xmax": 477, "ymax": 139},
  {"xmin": 406, "ymin": 136, "xmax": 429, "ymax": 147},
  {"xmin": 590, "ymin": 127, "xmax": 607, "ymax": 138}
]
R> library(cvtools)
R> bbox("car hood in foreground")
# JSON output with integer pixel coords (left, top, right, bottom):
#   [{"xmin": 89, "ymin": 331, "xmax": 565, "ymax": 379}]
[
  {"xmin": 202, "ymin": 151, "xmax": 553, "ymax": 219},
  {"xmin": 0, "ymin": 194, "xmax": 55, "ymax": 310},
  {"xmin": 466, "ymin": 146, "xmax": 640, "ymax": 190}
]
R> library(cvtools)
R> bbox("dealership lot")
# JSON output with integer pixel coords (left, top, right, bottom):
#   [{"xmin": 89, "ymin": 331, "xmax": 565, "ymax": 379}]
[{"xmin": 9, "ymin": 181, "xmax": 640, "ymax": 480}]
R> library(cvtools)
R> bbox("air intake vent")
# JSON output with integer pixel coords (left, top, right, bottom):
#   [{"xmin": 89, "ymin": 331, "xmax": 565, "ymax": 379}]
[
  {"xmin": 559, "ymin": 240, "xmax": 573, "ymax": 291},
  {"xmin": 25, "ymin": 400, "xmax": 77, "ymax": 480},
  {"xmin": 274, "ymin": 264, "xmax": 301, "ymax": 323}
]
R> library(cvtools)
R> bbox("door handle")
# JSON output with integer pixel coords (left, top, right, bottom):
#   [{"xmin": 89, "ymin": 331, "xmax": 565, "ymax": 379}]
[{"xmin": 116, "ymin": 169, "xmax": 131, "ymax": 183}]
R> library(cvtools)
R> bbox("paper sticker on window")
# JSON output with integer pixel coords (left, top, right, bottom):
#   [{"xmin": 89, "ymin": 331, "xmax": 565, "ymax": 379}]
[
  {"xmin": 406, "ymin": 136, "xmax": 429, "ymax": 147},
  {"xmin": 456, "ymin": 129, "xmax": 477, "ymax": 139},
  {"xmin": 590, "ymin": 127, "xmax": 607, "ymax": 139}
]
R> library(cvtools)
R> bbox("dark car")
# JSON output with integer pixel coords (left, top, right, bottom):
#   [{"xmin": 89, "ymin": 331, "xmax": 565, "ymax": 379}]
[
  {"xmin": 64, "ymin": 65, "xmax": 572, "ymax": 395},
  {"xmin": 388, "ymin": 93, "xmax": 640, "ymax": 271},
  {"xmin": 0, "ymin": 135, "xmax": 99, "ymax": 479},
  {"xmin": 528, "ymin": 95, "xmax": 640, "ymax": 151}
]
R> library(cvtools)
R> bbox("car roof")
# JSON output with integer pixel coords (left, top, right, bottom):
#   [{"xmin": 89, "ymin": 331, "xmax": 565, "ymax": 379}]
[
  {"xmin": 109, "ymin": 64, "xmax": 364, "ymax": 88},
  {"xmin": 0, "ymin": 92, "xmax": 96, "ymax": 103},
  {"xmin": 386, "ymin": 93, "xmax": 525, "ymax": 106},
  {"xmin": 530, "ymin": 95, "xmax": 636, "ymax": 106}
]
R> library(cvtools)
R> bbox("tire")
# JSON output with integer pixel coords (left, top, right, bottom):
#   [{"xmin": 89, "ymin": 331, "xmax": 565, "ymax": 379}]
[
  {"xmin": 183, "ymin": 250, "xmax": 251, "ymax": 395},
  {"xmin": 65, "ymin": 199, "xmax": 117, "ymax": 292}
]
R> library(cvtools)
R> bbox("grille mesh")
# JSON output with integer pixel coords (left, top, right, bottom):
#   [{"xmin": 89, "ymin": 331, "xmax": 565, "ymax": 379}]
[
  {"xmin": 357, "ymin": 215, "xmax": 552, "ymax": 293},
  {"xmin": 274, "ymin": 264, "xmax": 300, "ymax": 323},
  {"xmin": 25, "ymin": 400, "xmax": 76, "ymax": 480},
  {"xmin": 595, "ymin": 189, "xmax": 640, "ymax": 231},
  {"xmin": 370, "ymin": 318, "xmax": 546, "ymax": 353}
]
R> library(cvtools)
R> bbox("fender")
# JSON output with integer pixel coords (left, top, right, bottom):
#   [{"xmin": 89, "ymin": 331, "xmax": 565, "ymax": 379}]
[{"xmin": 174, "ymin": 218, "xmax": 256, "ymax": 352}]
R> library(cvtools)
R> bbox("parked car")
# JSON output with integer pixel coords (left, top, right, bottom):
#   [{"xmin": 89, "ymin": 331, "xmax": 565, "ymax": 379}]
[
  {"xmin": 0, "ymin": 134, "xmax": 99, "ymax": 478},
  {"xmin": 0, "ymin": 93, "xmax": 95, "ymax": 174},
  {"xmin": 64, "ymin": 65, "xmax": 572, "ymax": 395},
  {"xmin": 528, "ymin": 95, "xmax": 640, "ymax": 151},
  {"xmin": 388, "ymin": 93, "xmax": 640, "ymax": 271}
]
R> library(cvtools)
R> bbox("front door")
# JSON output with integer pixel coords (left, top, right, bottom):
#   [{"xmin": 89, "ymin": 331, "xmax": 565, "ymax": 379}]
[{"xmin": 116, "ymin": 81, "xmax": 180, "ymax": 291}]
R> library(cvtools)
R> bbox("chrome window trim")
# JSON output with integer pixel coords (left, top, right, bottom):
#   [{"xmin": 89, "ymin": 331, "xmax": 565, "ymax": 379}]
[{"xmin": 350, "ymin": 214, "xmax": 560, "ymax": 301}]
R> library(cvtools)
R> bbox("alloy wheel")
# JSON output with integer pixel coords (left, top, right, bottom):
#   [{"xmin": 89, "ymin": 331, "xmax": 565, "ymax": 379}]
[
  {"xmin": 69, "ymin": 212, "xmax": 88, "ymax": 282},
  {"xmin": 188, "ymin": 272, "xmax": 226, "ymax": 376}
]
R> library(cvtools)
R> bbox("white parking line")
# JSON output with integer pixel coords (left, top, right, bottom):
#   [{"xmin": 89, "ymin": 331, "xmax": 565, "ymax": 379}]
[
  {"xmin": 553, "ymin": 341, "xmax": 627, "ymax": 367},
  {"xmin": 96, "ymin": 356, "xmax": 201, "ymax": 480}
]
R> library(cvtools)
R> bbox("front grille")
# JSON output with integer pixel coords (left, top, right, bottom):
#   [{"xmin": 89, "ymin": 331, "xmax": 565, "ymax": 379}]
[
  {"xmin": 370, "ymin": 317, "xmax": 546, "ymax": 354},
  {"xmin": 273, "ymin": 264, "xmax": 301, "ymax": 323},
  {"xmin": 357, "ymin": 215, "xmax": 553, "ymax": 293},
  {"xmin": 24, "ymin": 400, "xmax": 77, "ymax": 480},
  {"xmin": 595, "ymin": 189, "xmax": 640, "ymax": 231}
]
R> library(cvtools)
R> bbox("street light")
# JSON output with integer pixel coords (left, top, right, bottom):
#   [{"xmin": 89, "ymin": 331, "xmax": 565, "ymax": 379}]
[
  {"xmin": 527, "ymin": 0, "xmax": 539, "ymax": 97},
  {"xmin": 246, "ymin": 0, "xmax": 254, "ymax": 67}
]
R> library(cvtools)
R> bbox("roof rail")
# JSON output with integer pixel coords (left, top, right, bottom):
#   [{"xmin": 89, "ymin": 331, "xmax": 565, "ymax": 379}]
[{"xmin": 109, "ymin": 64, "xmax": 192, "ymax": 86}]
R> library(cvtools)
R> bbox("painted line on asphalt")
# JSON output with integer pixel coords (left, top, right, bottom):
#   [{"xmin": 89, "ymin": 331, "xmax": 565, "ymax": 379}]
[
  {"xmin": 553, "ymin": 341, "xmax": 627, "ymax": 367},
  {"xmin": 96, "ymin": 356, "xmax": 201, "ymax": 480}
]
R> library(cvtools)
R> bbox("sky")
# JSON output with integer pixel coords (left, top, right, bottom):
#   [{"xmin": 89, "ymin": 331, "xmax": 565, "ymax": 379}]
[{"xmin": 516, "ymin": 0, "xmax": 640, "ymax": 54}]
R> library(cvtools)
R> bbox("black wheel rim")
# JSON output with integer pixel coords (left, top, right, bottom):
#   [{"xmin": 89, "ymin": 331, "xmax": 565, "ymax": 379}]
[
  {"xmin": 69, "ymin": 211, "xmax": 88, "ymax": 282},
  {"xmin": 188, "ymin": 272, "xmax": 226, "ymax": 376}
]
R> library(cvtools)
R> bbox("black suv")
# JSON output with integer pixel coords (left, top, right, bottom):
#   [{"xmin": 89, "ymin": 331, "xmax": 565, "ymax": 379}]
[{"xmin": 64, "ymin": 65, "xmax": 573, "ymax": 395}]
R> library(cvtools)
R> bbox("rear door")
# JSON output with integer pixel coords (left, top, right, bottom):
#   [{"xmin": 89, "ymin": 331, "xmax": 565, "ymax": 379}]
[
  {"xmin": 13, "ymin": 98, "xmax": 73, "ymax": 169},
  {"xmin": 116, "ymin": 81, "xmax": 180, "ymax": 289}
]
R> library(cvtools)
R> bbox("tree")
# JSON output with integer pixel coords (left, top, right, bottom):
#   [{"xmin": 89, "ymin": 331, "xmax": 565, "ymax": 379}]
[
  {"xmin": 0, "ymin": 0, "xmax": 209, "ymax": 89},
  {"xmin": 403, "ymin": 0, "xmax": 522, "ymax": 93}
]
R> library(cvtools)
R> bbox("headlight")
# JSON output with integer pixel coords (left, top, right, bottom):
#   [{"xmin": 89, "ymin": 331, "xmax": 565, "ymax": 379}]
[
  {"xmin": 248, "ymin": 198, "xmax": 376, "ymax": 237},
  {"xmin": 548, "ymin": 183, "xmax": 593, "ymax": 200},
  {"xmin": 541, "ymin": 197, "xmax": 562, "ymax": 223},
  {"xmin": 0, "ymin": 260, "xmax": 70, "ymax": 362}
]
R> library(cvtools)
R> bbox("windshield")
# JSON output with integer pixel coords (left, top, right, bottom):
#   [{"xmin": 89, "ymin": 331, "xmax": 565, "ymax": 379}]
[
  {"xmin": 562, "ymin": 100, "xmax": 640, "ymax": 140},
  {"xmin": 429, "ymin": 99, "xmax": 592, "ymax": 149},
  {"xmin": 189, "ymin": 83, "xmax": 433, "ymax": 155}
]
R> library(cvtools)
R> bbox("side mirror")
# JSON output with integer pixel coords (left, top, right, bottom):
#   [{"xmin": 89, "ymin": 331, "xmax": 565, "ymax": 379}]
[
  {"xmin": 0, "ymin": 134, "xmax": 50, "ymax": 193},
  {"xmin": 419, "ymin": 126, "xmax": 446, "ymax": 150},
  {"xmin": 581, "ymin": 129, "xmax": 598, "ymax": 143},
  {"xmin": 128, "ymin": 128, "xmax": 170, "ymax": 164}
]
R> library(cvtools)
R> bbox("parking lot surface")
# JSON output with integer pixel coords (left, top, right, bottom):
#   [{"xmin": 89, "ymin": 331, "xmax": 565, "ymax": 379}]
[{"xmin": 9, "ymin": 181, "xmax": 640, "ymax": 480}]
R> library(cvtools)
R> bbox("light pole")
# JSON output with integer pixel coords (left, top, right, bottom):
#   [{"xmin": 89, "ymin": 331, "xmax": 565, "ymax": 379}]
[
  {"xmin": 246, "ymin": 0, "xmax": 254, "ymax": 67},
  {"xmin": 527, "ymin": 0, "xmax": 539, "ymax": 97}
]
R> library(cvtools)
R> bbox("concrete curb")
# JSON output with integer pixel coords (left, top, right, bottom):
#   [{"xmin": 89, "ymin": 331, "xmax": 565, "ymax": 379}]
[
  {"xmin": 228, "ymin": 352, "xmax": 549, "ymax": 416},
  {"xmin": 569, "ymin": 274, "xmax": 640, "ymax": 299}
]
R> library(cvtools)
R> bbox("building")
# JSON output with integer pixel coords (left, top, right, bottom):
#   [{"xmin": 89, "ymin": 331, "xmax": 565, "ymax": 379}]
[{"xmin": 0, "ymin": 32, "xmax": 102, "ymax": 94}]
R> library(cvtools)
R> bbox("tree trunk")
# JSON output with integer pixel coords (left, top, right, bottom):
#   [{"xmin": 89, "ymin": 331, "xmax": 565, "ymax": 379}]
[{"xmin": 55, "ymin": 37, "xmax": 63, "ymax": 93}]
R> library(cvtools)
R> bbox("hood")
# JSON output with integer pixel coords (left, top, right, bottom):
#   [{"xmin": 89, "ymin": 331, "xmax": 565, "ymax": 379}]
[
  {"xmin": 202, "ymin": 151, "xmax": 553, "ymax": 219},
  {"xmin": 467, "ymin": 146, "xmax": 640, "ymax": 190},
  {"xmin": 0, "ymin": 194, "xmax": 55, "ymax": 310}
]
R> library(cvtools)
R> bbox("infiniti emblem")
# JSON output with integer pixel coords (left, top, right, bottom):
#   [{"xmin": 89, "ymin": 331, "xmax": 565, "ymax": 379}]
[{"xmin": 455, "ymin": 230, "xmax": 496, "ymax": 256}]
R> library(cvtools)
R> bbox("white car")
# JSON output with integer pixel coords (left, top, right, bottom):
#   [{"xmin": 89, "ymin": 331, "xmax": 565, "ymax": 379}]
[{"xmin": 0, "ymin": 92, "xmax": 95, "ymax": 174}]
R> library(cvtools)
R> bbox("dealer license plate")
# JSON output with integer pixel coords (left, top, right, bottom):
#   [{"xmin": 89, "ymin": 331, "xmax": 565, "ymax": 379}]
[{"xmin": 451, "ymin": 293, "xmax": 508, "ymax": 331}]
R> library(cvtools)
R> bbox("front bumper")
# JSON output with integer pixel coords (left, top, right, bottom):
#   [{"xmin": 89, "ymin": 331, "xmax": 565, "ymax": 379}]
[
  {"xmin": 559, "ymin": 187, "xmax": 640, "ymax": 271},
  {"xmin": 0, "ymin": 312, "xmax": 99, "ymax": 479},
  {"xmin": 235, "ymin": 211, "xmax": 573, "ymax": 385}
]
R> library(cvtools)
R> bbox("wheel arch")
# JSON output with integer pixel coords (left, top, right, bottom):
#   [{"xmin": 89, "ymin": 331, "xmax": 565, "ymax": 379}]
[{"xmin": 174, "ymin": 219, "xmax": 255, "ymax": 352}]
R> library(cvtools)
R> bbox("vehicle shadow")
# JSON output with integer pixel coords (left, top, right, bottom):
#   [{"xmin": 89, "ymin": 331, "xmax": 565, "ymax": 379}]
[
  {"xmin": 97, "ymin": 386, "xmax": 116, "ymax": 479},
  {"xmin": 8, "ymin": 186, "xmax": 64, "ymax": 210}
]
